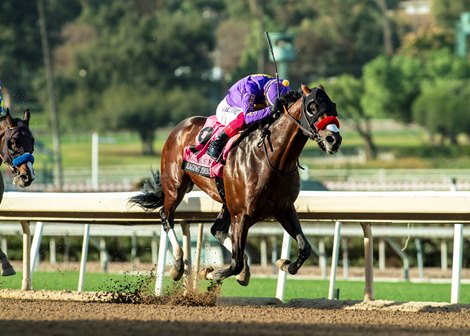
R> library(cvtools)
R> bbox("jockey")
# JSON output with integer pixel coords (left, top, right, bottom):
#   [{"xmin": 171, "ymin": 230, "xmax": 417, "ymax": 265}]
[{"xmin": 206, "ymin": 74, "xmax": 290, "ymax": 160}]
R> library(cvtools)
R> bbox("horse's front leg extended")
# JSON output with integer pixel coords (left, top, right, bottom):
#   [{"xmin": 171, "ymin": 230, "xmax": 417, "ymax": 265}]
[
  {"xmin": 274, "ymin": 206, "xmax": 312, "ymax": 275},
  {"xmin": 160, "ymin": 209, "xmax": 184, "ymax": 281},
  {"xmin": 206, "ymin": 213, "xmax": 251, "ymax": 284},
  {"xmin": 209, "ymin": 206, "xmax": 251, "ymax": 286}
]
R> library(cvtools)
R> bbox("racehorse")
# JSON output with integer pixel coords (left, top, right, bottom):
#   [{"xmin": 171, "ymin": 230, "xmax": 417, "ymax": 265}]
[
  {"xmin": 130, "ymin": 84, "xmax": 342, "ymax": 286},
  {"xmin": 0, "ymin": 109, "xmax": 35, "ymax": 276}
]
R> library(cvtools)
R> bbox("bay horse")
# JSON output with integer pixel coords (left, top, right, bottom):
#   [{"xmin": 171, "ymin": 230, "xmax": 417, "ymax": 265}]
[
  {"xmin": 130, "ymin": 84, "xmax": 342, "ymax": 286},
  {"xmin": 0, "ymin": 109, "xmax": 35, "ymax": 276}
]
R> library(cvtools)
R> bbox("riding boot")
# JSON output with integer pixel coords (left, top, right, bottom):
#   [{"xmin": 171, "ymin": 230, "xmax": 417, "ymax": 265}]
[{"xmin": 207, "ymin": 130, "xmax": 230, "ymax": 160}]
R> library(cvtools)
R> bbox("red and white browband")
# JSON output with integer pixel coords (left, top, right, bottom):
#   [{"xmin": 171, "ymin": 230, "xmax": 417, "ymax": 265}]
[{"xmin": 315, "ymin": 116, "xmax": 340, "ymax": 132}]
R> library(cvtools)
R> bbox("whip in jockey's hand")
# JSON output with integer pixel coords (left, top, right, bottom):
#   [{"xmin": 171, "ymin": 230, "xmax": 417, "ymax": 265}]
[{"xmin": 206, "ymin": 74, "xmax": 290, "ymax": 161}]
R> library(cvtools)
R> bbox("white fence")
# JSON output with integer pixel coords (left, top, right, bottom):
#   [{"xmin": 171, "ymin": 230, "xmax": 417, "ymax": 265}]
[
  {"xmin": 10, "ymin": 167, "xmax": 470, "ymax": 192},
  {"xmin": 1, "ymin": 191, "xmax": 469, "ymax": 302}
]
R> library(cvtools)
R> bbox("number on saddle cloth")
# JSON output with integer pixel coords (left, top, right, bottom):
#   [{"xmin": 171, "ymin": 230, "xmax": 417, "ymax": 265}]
[{"xmin": 188, "ymin": 116, "xmax": 225, "ymax": 156}]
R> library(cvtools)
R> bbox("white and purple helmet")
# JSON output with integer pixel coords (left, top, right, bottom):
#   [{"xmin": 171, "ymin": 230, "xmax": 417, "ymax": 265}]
[{"xmin": 264, "ymin": 79, "xmax": 290, "ymax": 106}]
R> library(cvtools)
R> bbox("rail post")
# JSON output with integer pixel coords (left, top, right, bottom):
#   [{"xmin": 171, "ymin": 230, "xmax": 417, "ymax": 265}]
[
  {"xmin": 328, "ymin": 221, "xmax": 342, "ymax": 299},
  {"xmin": 361, "ymin": 223, "xmax": 374, "ymax": 301},
  {"xmin": 20, "ymin": 220, "xmax": 31, "ymax": 290}
]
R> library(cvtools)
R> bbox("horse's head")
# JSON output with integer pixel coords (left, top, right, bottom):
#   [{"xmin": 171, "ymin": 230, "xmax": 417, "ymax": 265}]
[
  {"xmin": 299, "ymin": 84, "xmax": 342, "ymax": 154},
  {"xmin": 0, "ymin": 109, "xmax": 35, "ymax": 187}
]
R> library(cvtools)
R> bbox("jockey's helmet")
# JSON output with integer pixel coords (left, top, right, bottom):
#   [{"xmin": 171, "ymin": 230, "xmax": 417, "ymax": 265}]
[{"xmin": 264, "ymin": 79, "xmax": 290, "ymax": 106}]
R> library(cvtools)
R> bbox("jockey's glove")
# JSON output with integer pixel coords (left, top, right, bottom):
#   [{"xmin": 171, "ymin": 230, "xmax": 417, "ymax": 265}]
[{"xmin": 270, "ymin": 98, "xmax": 280, "ymax": 114}]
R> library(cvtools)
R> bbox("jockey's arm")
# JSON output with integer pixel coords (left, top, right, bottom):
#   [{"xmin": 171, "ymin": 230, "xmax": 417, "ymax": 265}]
[{"xmin": 241, "ymin": 88, "xmax": 271, "ymax": 125}]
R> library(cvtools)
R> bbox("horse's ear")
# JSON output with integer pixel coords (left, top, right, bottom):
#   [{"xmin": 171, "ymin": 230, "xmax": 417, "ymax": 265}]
[
  {"xmin": 301, "ymin": 83, "xmax": 311, "ymax": 95},
  {"xmin": 23, "ymin": 109, "xmax": 30, "ymax": 126},
  {"xmin": 5, "ymin": 108, "xmax": 14, "ymax": 128},
  {"xmin": 318, "ymin": 84, "xmax": 325, "ymax": 91}
]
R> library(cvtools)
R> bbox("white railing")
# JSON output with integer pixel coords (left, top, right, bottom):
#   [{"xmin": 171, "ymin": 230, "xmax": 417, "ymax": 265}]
[
  {"xmin": 0, "ymin": 191, "xmax": 469, "ymax": 303},
  {"xmin": 6, "ymin": 167, "xmax": 470, "ymax": 192}
]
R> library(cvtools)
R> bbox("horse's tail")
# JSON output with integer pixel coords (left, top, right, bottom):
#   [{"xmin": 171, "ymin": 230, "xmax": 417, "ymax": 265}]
[{"xmin": 129, "ymin": 170, "xmax": 164, "ymax": 211}]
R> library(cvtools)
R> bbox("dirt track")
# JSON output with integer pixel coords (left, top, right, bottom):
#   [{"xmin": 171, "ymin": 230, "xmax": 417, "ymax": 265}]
[
  {"xmin": 1, "ymin": 293, "xmax": 470, "ymax": 336},
  {"xmin": 2, "ymin": 263, "xmax": 470, "ymax": 335}
]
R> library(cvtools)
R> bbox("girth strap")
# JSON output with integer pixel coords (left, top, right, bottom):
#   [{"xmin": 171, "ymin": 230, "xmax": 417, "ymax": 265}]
[{"xmin": 215, "ymin": 176, "xmax": 226, "ymax": 203}]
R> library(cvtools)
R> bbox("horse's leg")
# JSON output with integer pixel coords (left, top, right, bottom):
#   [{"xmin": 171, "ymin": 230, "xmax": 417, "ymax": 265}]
[
  {"xmin": 209, "ymin": 205, "xmax": 251, "ymax": 286},
  {"xmin": 205, "ymin": 213, "xmax": 251, "ymax": 283},
  {"xmin": 0, "ymin": 248, "xmax": 16, "ymax": 276},
  {"xmin": 274, "ymin": 205, "xmax": 312, "ymax": 275},
  {"xmin": 161, "ymin": 176, "xmax": 194, "ymax": 282},
  {"xmin": 160, "ymin": 209, "xmax": 184, "ymax": 281}
]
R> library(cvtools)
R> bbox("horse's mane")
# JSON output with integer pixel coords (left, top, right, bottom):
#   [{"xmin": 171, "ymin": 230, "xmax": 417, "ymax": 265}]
[
  {"xmin": 254, "ymin": 90, "xmax": 302, "ymax": 127},
  {"xmin": 278, "ymin": 90, "xmax": 302, "ymax": 108},
  {"xmin": 231, "ymin": 90, "xmax": 303, "ymax": 148}
]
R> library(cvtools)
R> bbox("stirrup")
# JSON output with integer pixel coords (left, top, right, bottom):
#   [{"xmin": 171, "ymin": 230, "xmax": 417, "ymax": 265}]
[
  {"xmin": 208, "ymin": 151, "xmax": 222, "ymax": 161},
  {"xmin": 207, "ymin": 145, "xmax": 222, "ymax": 160}
]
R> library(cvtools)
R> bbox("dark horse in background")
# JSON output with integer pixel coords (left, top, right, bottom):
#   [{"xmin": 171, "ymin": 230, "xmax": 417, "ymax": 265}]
[
  {"xmin": 0, "ymin": 109, "xmax": 35, "ymax": 276},
  {"xmin": 130, "ymin": 84, "xmax": 342, "ymax": 286}
]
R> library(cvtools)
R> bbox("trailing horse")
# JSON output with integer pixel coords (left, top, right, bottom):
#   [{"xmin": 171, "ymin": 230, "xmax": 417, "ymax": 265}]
[
  {"xmin": 130, "ymin": 84, "xmax": 341, "ymax": 285},
  {"xmin": 0, "ymin": 109, "xmax": 35, "ymax": 276}
]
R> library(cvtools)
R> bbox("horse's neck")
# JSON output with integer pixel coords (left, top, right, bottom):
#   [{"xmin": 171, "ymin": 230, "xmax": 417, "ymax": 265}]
[{"xmin": 265, "ymin": 103, "xmax": 307, "ymax": 172}]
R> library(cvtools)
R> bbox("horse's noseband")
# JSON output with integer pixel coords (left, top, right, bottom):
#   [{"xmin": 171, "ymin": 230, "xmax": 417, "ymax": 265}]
[{"xmin": 1, "ymin": 123, "xmax": 35, "ymax": 172}]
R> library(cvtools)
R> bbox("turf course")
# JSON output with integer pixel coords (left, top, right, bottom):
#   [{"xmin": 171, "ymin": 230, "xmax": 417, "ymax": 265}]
[{"xmin": 1, "ymin": 271, "xmax": 469, "ymax": 303}]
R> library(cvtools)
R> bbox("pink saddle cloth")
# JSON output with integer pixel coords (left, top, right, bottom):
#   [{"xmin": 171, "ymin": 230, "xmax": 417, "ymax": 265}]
[{"xmin": 182, "ymin": 116, "xmax": 239, "ymax": 178}]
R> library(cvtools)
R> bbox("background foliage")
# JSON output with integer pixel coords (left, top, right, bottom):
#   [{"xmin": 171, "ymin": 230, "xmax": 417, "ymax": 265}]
[{"xmin": 1, "ymin": 0, "xmax": 470, "ymax": 155}]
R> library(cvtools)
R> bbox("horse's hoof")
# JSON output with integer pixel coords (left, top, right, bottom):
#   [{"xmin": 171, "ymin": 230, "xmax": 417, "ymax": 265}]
[
  {"xmin": 199, "ymin": 266, "xmax": 215, "ymax": 280},
  {"xmin": 236, "ymin": 265, "xmax": 251, "ymax": 286},
  {"xmin": 275, "ymin": 259, "xmax": 291, "ymax": 272},
  {"xmin": 287, "ymin": 263, "xmax": 299, "ymax": 275},
  {"xmin": 1, "ymin": 265, "xmax": 16, "ymax": 277},
  {"xmin": 170, "ymin": 258, "xmax": 185, "ymax": 281}
]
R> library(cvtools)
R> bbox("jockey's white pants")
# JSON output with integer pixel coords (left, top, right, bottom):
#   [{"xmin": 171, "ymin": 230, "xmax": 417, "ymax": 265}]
[{"xmin": 216, "ymin": 98, "xmax": 243, "ymax": 125}]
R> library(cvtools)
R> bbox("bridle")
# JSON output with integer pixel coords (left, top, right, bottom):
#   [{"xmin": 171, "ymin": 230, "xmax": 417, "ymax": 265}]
[
  {"xmin": 258, "ymin": 88, "xmax": 340, "ymax": 175},
  {"xmin": 288, "ymin": 88, "xmax": 339, "ymax": 147},
  {"xmin": 0, "ymin": 119, "xmax": 35, "ymax": 175}
]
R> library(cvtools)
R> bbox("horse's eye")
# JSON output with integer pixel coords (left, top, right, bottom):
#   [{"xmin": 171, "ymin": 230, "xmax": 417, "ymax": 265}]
[{"xmin": 306, "ymin": 101, "xmax": 316, "ymax": 117}]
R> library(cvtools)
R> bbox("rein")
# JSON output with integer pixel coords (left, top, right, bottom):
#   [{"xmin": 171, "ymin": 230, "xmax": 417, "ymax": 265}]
[
  {"xmin": 283, "ymin": 104, "xmax": 323, "ymax": 145},
  {"xmin": 257, "ymin": 98, "xmax": 317, "ymax": 176},
  {"xmin": 256, "ymin": 88, "xmax": 339, "ymax": 176},
  {"xmin": 257, "ymin": 127, "xmax": 299, "ymax": 176}
]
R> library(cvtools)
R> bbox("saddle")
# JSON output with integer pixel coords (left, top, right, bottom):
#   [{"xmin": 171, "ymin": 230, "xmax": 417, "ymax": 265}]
[
  {"xmin": 182, "ymin": 114, "xmax": 266, "ymax": 179},
  {"xmin": 182, "ymin": 116, "xmax": 240, "ymax": 178}
]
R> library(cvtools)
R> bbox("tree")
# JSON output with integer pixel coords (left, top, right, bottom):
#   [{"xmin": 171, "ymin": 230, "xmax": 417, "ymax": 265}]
[
  {"xmin": 362, "ymin": 50, "xmax": 470, "ymax": 125},
  {"xmin": 413, "ymin": 79, "xmax": 470, "ymax": 144},
  {"xmin": 399, "ymin": 25, "xmax": 453, "ymax": 56},
  {"xmin": 48, "ymin": 0, "xmax": 215, "ymax": 154},
  {"xmin": 362, "ymin": 55, "xmax": 423, "ymax": 123},
  {"xmin": 323, "ymin": 75, "xmax": 378, "ymax": 159},
  {"xmin": 214, "ymin": 0, "xmax": 392, "ymax": 85},
  {"xmin": 292, "ymin": 0, "xmax": 386, "ymax": 82},
  {"xmin": 0, "ymin": 0, "xmax": 81, "ymax": 110},
  {"xmin": 431, "ymin": 0, "xmax": 470, "ymax": 31}
]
